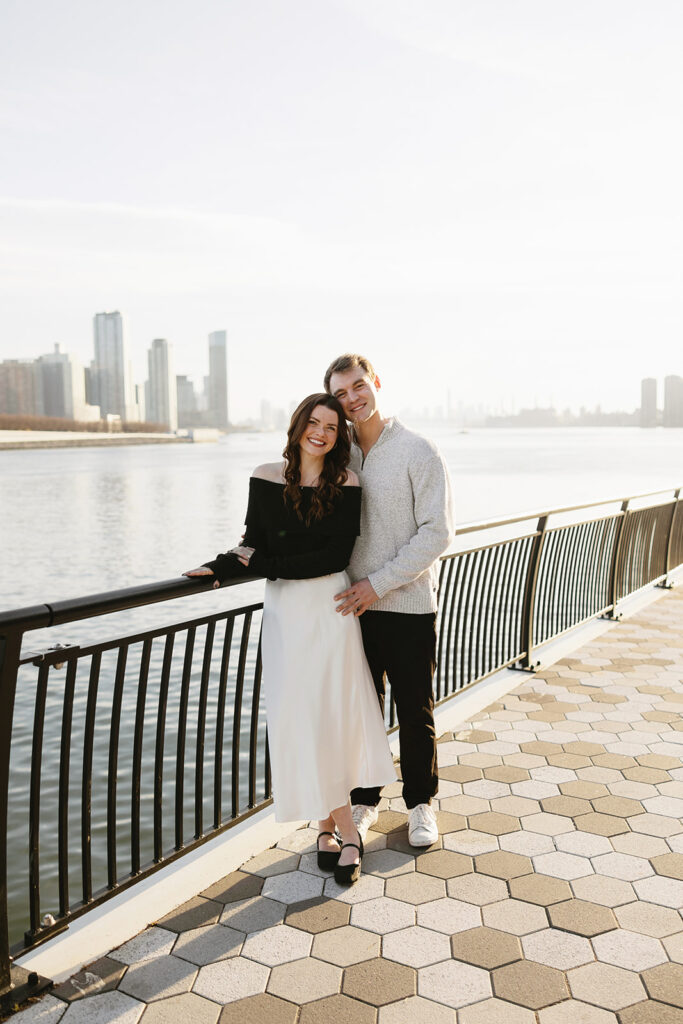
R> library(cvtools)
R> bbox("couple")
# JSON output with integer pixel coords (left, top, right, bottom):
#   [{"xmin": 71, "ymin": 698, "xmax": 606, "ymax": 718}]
[{"xmin": 184, "ymin": 353, "xmax": 455, "ymax": 885}]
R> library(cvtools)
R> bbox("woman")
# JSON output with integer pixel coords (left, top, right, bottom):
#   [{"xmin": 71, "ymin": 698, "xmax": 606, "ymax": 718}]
[{"xmin": 184, "ymin": 393, "xmax": 396, "ymax": 884}]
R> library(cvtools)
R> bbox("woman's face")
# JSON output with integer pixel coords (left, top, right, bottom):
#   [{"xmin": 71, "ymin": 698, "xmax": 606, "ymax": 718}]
[{"xmin": 299, "ymin": 404, "xmax": 339, "ymax": 458}]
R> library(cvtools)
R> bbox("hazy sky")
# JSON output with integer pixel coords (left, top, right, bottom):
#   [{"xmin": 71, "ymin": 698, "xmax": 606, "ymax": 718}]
[{"xmin": 2, "ymin": 0, "xmax": 682, "ymax": 420}]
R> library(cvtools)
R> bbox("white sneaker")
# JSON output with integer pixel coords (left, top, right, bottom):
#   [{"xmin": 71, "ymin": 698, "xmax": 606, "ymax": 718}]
[
  {"xmin": 408, "ymin": 803, "xmax": 438, "ymax": 847},
  {"xmin": 351, "ymin": 804, "xmax": 379, "ymax": 840}
]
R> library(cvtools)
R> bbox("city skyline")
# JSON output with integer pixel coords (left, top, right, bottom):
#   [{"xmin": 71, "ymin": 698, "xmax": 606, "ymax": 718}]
[{"xmin": 1, "ymin": 1, "xmax": 682, "ymax": 421}]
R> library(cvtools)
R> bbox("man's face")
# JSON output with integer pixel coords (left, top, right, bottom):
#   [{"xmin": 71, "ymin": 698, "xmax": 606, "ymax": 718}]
[{"xmin": 328, "ymin": 366, "xmax": 380, "ymax": 425}]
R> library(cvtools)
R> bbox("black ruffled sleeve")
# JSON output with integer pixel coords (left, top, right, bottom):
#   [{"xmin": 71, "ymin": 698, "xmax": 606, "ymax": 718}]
[{"xmin": 201, "ymin": 477, "xmax": 266, "ymax": 583}]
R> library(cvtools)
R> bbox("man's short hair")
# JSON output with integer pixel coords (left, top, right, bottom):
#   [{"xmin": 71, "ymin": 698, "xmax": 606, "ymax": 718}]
[{"xmin": 324, "ymin": 353, "xmax": 377, "ymax": 394}]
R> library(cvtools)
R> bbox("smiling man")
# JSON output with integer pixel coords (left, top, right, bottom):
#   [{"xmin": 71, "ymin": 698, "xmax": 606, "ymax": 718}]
[{"xmin": 324, "ymin": 353, "xmax": 455, "ymax": 846}]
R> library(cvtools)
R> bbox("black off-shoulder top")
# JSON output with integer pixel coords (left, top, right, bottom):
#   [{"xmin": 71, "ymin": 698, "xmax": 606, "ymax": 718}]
[{"xmin": 202, "ymin": 477, "xmax": 362, "ymax": 583}]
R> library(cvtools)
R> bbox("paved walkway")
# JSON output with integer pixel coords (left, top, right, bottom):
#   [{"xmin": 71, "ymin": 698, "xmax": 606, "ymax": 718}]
[{"xmin": 14, "ymin": 590, "xmax": 683, "ymax": 1023}]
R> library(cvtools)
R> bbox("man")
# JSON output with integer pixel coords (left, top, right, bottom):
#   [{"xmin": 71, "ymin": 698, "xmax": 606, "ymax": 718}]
[{"xmin": 324, "ymin": 354, "xmax": 455, "ymax": 846}]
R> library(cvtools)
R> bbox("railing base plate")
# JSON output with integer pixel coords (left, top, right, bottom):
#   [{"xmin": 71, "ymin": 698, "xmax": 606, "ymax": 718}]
[{"xmin": 0, "ymin": 964, "xmax": 53, "ymax": 1016}]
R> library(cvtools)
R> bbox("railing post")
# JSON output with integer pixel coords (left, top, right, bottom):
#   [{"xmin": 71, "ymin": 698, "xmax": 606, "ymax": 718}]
[
  {"xmin": 658, "ymin": 488, "xmax": 681, "ymax": 587},
  {"xmin": 519, "ymin": 514, "xmax": 548, "ymax": 669},
  {"xmin": 0, "ymin": 630, "xmax": 52, "ymax": 1012},
  {"xmin": 606, "ymin": 500, "xmax": 630, "ymax": 617}
]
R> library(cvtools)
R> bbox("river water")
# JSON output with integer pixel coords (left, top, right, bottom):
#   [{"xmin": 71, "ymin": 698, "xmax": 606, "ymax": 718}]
[{"xmin": 1, "ymin": 425, "xmax": 682, "ymax": 945}]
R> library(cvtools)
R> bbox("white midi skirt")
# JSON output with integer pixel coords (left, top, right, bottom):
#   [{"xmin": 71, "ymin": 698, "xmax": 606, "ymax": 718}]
[{"xmin": 261, "ymin": 570, "xmax": 397, "ymax": 822}]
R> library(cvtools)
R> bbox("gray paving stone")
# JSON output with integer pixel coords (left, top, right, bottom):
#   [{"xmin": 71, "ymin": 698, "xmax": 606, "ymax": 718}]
[
  {"xmin": 118, "ymin": 955, "xmax": 197, "ymax": 1002},
  {"xmin": 263, "ymin": 870, "xmax": 325, "ymax": 904},
  {"xmin": 194, "ymin": 957, "xmax": 270, "ymax": 1004},
  {"xmin": 111, "ymin": 928, "xmax": 177, "ymax": 965},
  {"xmin": 219, "ymin": 896, "xmax": 285, "ymax": 932},
  {"xmin": 173, "ymin": 924, "xmax": 244, "ymax": 966},
  {"xmin": 139, "ymin": 993, "xmax": 220, "ymax": 1024},
  {"xmin": 241, "ymin": 923, "xmax": 312, "ymax": 966},
  {"xmin": 60, "ymin": 991, "xmax": 145, "ymax": 1023},
  {"xmin": 11, "ymin": 995, "xmax": 68, "ymax": 1022}
]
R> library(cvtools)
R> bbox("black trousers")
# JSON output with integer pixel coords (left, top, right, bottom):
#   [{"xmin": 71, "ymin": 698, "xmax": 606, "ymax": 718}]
[{"xmin": 351, "ymin": 610, "xmax": 438, "ymax": 810}]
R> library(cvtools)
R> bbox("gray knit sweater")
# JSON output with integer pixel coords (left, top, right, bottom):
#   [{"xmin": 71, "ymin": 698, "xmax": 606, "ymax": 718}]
[{"xmin": 348, "ymin": 418, "xmax": 455, "ymax": 614}]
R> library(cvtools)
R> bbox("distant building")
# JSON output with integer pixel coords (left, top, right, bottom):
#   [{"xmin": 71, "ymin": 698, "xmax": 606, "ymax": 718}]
[
  {"xmin": 663, "ymin": 375, "xmax": 683, "ymax": 428},
  {"xmin": 93, "ymin": 311, "xmax": 135, "ymax": 420},
  {"xmin": 177, "ymin": 375, "xmax": 204, "ymax": 428},
  {"xmin": 640, "ymin": 378, "xmax": 657, "ymax": 428},
  {"xmin": 146, "ymin": 338, "xmax": 177, "ymax": 431},
  {"xmin": 0, "ymin": 359, "xmax": 44, "ymax": 416},
  {"xmin": 207, "ymin": 330, "xmax": 229, "ymax": 430},
  {"xmin": 38, "ymin": 344, "xmax": 98, "ymax": 421}
]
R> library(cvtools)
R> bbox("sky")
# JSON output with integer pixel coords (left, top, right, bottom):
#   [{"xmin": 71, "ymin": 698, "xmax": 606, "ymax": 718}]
[{"xmin": 1, "ymin": 0, "xmax": 682, "ymax": 421}]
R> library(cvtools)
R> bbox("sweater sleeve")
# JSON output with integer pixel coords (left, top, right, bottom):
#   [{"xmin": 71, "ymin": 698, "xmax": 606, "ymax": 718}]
[
  {"xmin": 367, "ymin": 448, "xmax": 455, "ymax": 600},
  {"xmin": 249, "ymin": 532, "xmax": 357, "ymax": 581}
]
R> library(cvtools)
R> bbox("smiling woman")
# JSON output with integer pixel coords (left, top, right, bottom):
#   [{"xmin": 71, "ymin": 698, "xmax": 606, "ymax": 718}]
[{"xmin": 183, "ymin": 392, "xmax": 395, "ymax": 885}]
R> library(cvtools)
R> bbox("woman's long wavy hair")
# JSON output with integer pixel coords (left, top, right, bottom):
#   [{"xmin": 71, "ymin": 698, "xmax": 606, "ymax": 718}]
[{"xmin": 282, "ymin": 393, "xmax": 351, "ymax": 523}]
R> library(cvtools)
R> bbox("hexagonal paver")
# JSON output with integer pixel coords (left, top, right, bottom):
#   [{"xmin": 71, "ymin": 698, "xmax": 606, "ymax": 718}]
[
  {"xmin": 633, "ymin": 875, "xmax": 683, "ymax": 908},
  {"xmin": 140, "ymin": 993, "xmax": 219, "ymax": 1024},
  {"xmin": 54, "ymin": 956, "xmax": 126, "ymax": 1002},
  {"xmin": 194, "ymin": 957, "xmax": 269, "ymax": 1004},
  {"xmin": 541, "ymin": 796, "xmax": 593, "ymax": 817},
  {"xmin": 641, "ymin": 963, "xmax": 683, "ymax": 1007},
  {"xmin": 567, "ymin": 962, "xmax": 646, "ymax": 1010},
  {"xmin": 443, "ymin": 829, "xmax": 499, "ymax": 855},
  {"xmin": 571, "ymin": 875, "xmax": 634, "ymax": 907},
  {"xmin": 415, "ymin": 849, "xmax": 472, "ymax": 878},
  {"xmin": 379, "ymin": 995, "xmax": 456, "ymax": 1023},
  {"xmin": 615, "ymin": 901, "xmax": 683, "ymax": 937},
  {"xmin": 173, "ymin": 924, "xmax": 244, "ymax": 966},
  {"xmin": 416, "ymin": 896, "xmax": 480, "ymax": 933},
  {"xmin": 509, "ymin": 873, "xmax": 572, "ymax": 906},
  {"xmin": 324, "ymin": 873, "xmax": 385, "ymax": 904},
  {"xmin": 493, "ymin": 960, "xmax": 568, "ymax": 1009},
  {"xmin": 362, "ymin": 849, "xmax": 414, "ymax": 878},
  {"xmin": 386, "ymin": 873, "xmax": 445, "ymax": 905},
  {"xmin": 591, "ymin": 852, "xmax": 653, "ymax": 881},
  {"xmin": 474, "ymin": 851, "xmax": 532, "ymax": 878},
  {"xmin": 446, "ymin": 872, "xmax": 508, "ymax": 905},
  {"xmin": 383, "ymin": 925, "xmax": 451, "ymax": 968},
  {"xmin": 650, "ymin": 853, "xmax": 683, "ymax": 880},
  {"xmin": 343, "ymin": 958, "xmax": 416, "ymax": 1006},
  {"xmin": 458, "ymin": 997, "xmax": 536, "ymax": 1024},
  {"xmin": 592, "ymin": 929, "xmax": 667, "ymax": 971},
  {"xmin": 537, "ymin": 1001, "xmax": 618, "ymax": 1023},
  {"xmin": 263, "ymin": 870, "xmax": 324, "ymax": 905},
  {"xmin": 629, "ymin": 813, "xmax": 683, "ymax": 838},
  {"xmin": 241, "ymin": 848, "xmax": 301, "ymax": 876},
  {"xmin": 533, "ymin": 852, "xmax": 594, "ymax": 880},
  {"xmin": 311, "ymin": 924, "xmax": 380, "ymax": 966},
  {"xmin": 522, "ymin": 927, "xmax": 594, "ymax": 969},
  {"xmin": 240, "ymin": 923, "xmax": 312, "ymax": 966},
  {"xmin": 523, "ymin": 813, "xmax": 575, "ymax": 836},
  {"xmin": 118, "ymin": 955, "xmax": 196, "ymax": 1002},
  {"xmin": 350, "ymin": 896, "xmax": 415, "ymax": 934},
  {"xmin": 299, "ymin": 993, "xmax": 376, "ymax": 1024},
  {"xmin": 450, "ymin": 926, "xmax": 522, "ymax": 969},
  {"xmin": 482, "ymin": 898, "xmax": 549, "ymax": 935},
  {"xmin": 111, "ymin": 927, "xmax": 177, "ymax": 964},
  {"xmin": 201, "ymin": 870, "xmax": 264, "ymax": 904},
  {"xmin": 217, "ymin": 992, "xmax": 298, "ymax": 1024},
  {"xmin": 268, "ymin": 957, "xmax": 342, "ymax": 1003},
  {"xmin": 469, "ymin": 812, "xmax": 521, "ymax": 835},
  {"xmin": 592, "ymin": 796, "xmax": 644, "ymax": 818},
  {"xmin": 500, "ymin": 831, "xmax": 555, "ymax": 856},
  {"xmin": 574, "ymin": 813, "xmax": 629, "ymax": 837},
  {"xmin": 55, "ymin": 991, "xmax": 144, "ymax": 1023},
  {"xmin": 419, "ymin": 960, "xmax": 491, "ymax": 1008},
  {"xmin": 284, "ymin": 896, "xmax": 350, "ymax": 933},
  {"xmin": 547, "ymin": 899, "xmax": 616, "ymax": 937},
  {"xmin": 219, "ymin": 896, "xmax": 285, "ymax": 933},
  {"xmin": 618, "ymin": 1001, "xmax": 683, "ymax": 1024}
]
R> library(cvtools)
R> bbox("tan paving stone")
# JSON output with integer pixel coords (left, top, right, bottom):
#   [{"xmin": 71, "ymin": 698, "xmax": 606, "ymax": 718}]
[
  {"xmin": 284, "ymin": 896, "xmax": 350, "ymax": 933},
  {"xmin": 446, "ymin": 872, "xmax": 508, "ymax": 905},
  {"xmin": 458, "ymin": 997, "xmax": 536, "ymax": 1024},
  {"xmin": 548, "ymin": 754, "xmax": 593, "ymax": 769},
  {"xmin": 141, "ymin": 992, "xmax": 220, "ymax": 1024},
  {"xmin": 469, "ymin": 811, "xmax": 521, "ymax": 835},
  {"xmin": 373, "ymin": 811, "xmax": 410, "ymax": 835},
  {"xmin": 241, "ymin": 849, "xmax": 301, "ymax": 877},
  {"xmin": 343, "ymin": 958, "xmax": 416, "ymax": 1006},
  {"xmin": 418, "ymin": 960, "xmax": 491, "ymax": 1008},
  {"xmin": 482, "ymin": 898, "xmax": 549, "ymax": 934},
  {"xmin": 662, "ymin": 932, "xmax": 683, "ymax": 963},
  {"xmin": 641, "ymin": 963, "xmax": 683, "ymax": 1007},
  {"xmin": 414, "ymin": 849, "xmax": 472, "ymax": 878},
  {"xmin": 450, "ymin": 926, "xmax": 522, "ymax": 969},
  {"xmin": 617, "ymin": 1000, "xmax": 683, "ymax": 1024},
  {"xmin": 439, "ymin": 765, "xmax": 483, "ymax": 783},
  {"xmin": 311, "ymin": 925, "xmax": 380, "ymax": 967},
  {"xmin": 624, "ymin": 767, "xmax": 671, "ymax": 784},
  {"xmin": 217, "ymin": 992, "xmax": 298, "ymax": 1024},
  {"xmin": 441, "ymin": 795, "xmax": 490, "ymax": 816},
  {"xmin": 173, "ymin": 924, "xmax": 244, "ymax": 966},
  {"xmin": 592, "ymin": 797, "xmax": 645, "ymax": 818},
  {"xmin": 362, "ymin": 849, "xmax": 415, "ymax": 879},
  {"xmin": 201, "ymin": 871, "xmax": 264, "ymax": 904},
  {"xmin": 509, "ymin": 873, "xmax": 572, "ymax": 906},
  {"xmin": 490, "ymin": 796, "xmax": 542, "ymax": 817},
  {"xmin": 298, "ymin": 993, "xmax": 377, "ymax": 1024},
  {"xmin": 573, "ymin": 812, "xmax": 630, "ymax": 837},
  {"xmin": 474, "ymin": 850, "xmax": 532, "ymax": 879},
  {"xmin": 492, "ymin": 960, "xmax": 569, "ymax": 1009},
  {"xmin": 592, "ymin": 755, "xmax": 637, "ymax": 770},
  {"xmin": 651, "ymin": 853, "xmax": 683, "ymax": 880},
  {"xmin": 638, "ymin": 754, "xmax": 680, "ymax": 770},
  {"xmin": 385, "ymin": 872, "xmax": 445, "ymax": 905},
  {"xmin": 484, "ymin": 766, "xmax": 531, "ymax": 783},
  {"xmin": 537, "ymin": 1001, "xmax": 618, "ymax": 1023},
  {"xmin": 378, "ymin": 995, "xmax": 455, "ymax": 1023},
  {"xmin": 219, "ymin": 896, "xmax": 285, "ymax": 933},
  {"xmin": 541, "ymin": 796, "xmax": 593, "ymax": 817},
  {"xmin": 614, "ymin": 901, "xmax": 682, "ymax": 937},
  {"xmin": 567, "ymin": 962, "xmax": 646, "ymax": 1010},
  {"xmin": 560, "ymin": 781, "xmax": 610, "ymax": 800},
  {"xmin": 434, "ymin": 810, "xmax": 468, "ymax": 835},
  {"xmin": 268, "ymin": 957, "xmax": 342, "ymax": 1004},
  {"xmin": 564, "ymin": 741, "xmax": 606, "ymax": 756},
  {"xmin": 158, "ymin": 896, "xmax": 222, "ymax": 933},
  {"xmin": 548, "ymin": 898, "xmax": 616, "ymax": 936}
]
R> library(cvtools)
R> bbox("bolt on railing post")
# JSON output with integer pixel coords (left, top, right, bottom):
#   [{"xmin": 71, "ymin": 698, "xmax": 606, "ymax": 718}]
[
  {"xmin": 0, "ymin": 630, "xmax": 21, "ymax": 1003},
  {"xmin": 519, "ymin": 514, "xmax": 548, "ymax": 669},
  {"xmin": 606, "ymin": 499, "xmax": 630, "ymax": 617},
  {"xmin": 660, "ymin": 488, "xmax": 681, "ymax": 586}
]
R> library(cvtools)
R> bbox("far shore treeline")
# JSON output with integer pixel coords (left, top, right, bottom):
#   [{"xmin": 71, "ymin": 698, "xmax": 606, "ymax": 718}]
[{"xmin": 0, "ymin": 414, "xmax": 169, "ymax": 433}]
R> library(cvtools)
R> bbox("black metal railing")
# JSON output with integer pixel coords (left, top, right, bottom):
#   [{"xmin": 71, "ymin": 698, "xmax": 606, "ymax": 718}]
[{"xmin": 1, "ymin": 486, "xmax": 681, "ymax": 1008}]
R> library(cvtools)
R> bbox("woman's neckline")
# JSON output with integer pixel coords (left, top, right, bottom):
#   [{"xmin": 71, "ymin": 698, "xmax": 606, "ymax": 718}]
[{"xmin": 251, "ymin": 476, "xmax": 360, "ymax": 490}]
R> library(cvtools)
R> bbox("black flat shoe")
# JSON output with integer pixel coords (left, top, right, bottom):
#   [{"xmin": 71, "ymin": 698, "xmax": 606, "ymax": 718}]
[
  {"xmin": 333, "ymin": 834, "xmax": 364, "ymax": 885},
  {"xmin": 317, "ymin": 830, "xmax": 342, "ymax": 870}
]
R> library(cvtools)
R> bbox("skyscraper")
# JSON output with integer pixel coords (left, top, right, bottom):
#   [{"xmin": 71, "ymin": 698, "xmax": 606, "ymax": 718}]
[
  {"xmin": 663, "ymin": 375, "xmax": 683, "ymax": 428},
  {"xmin": 146, "ymin": 338, "xmax": 178, "ymax": 431},
  {"xmin": 38, "ymin": 344, "xmax": 92, "ymax": 420},
  {"xmin": 640, "ymin": 378, "xmax": 657, "ymax": 428},
  {"xmin": 207, "ymin": 330, "xmax": 229, "ymax": 430},
  {"xmin": 0, "ymin": 360, "xmax": 44, "ymax": 416},
  {"xmin": 93, "ymin": 311, "xmax": 134, "ymax": 420}
]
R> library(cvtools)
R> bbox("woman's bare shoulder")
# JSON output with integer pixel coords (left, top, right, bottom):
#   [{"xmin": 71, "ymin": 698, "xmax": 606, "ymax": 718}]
[
  {"xmin": 251, "ymin": 461, "xmax": 285, "ymax": 483},
  {"xmin": 343, "ymin": 469, "xmax": 360, "ymax": 487}
]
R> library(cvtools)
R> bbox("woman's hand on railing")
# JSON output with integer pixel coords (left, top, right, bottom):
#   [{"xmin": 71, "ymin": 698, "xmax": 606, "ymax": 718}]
[
  {"xmin": 182, "ymin": 567, "xmax": 221, "ymax": 590},
  {"xmin": 228, "ymin": 546, "xmax": 255, "ymax": 567}
]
